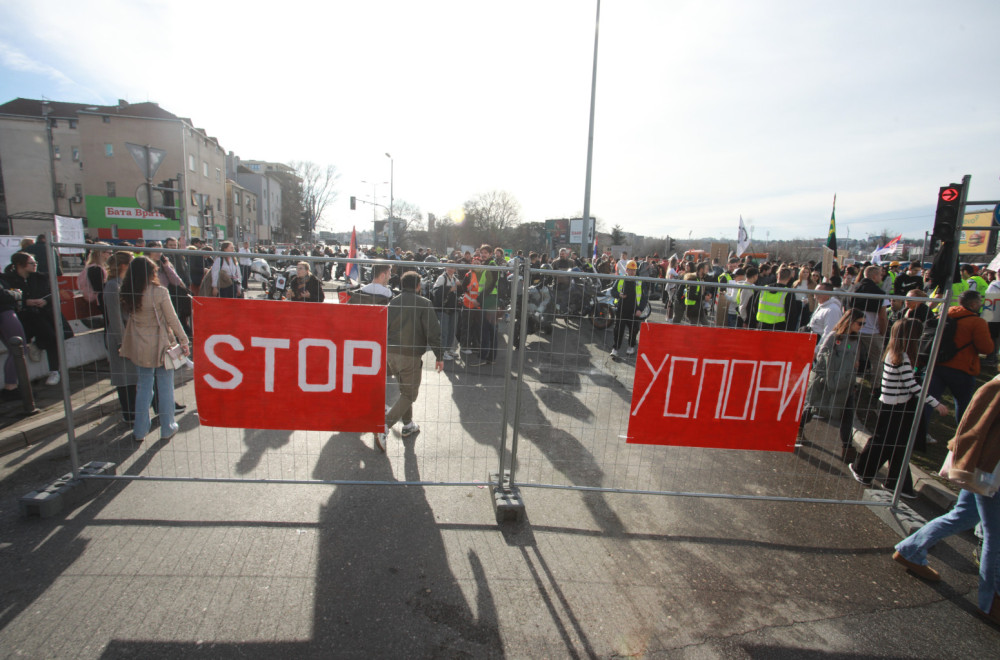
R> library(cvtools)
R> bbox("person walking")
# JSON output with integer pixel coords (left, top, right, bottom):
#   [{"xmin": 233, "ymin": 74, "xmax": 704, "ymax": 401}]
[
  {"xmin": 892, "ymin": 374, "xmax": 1000, "ymax": 624},
  {"xmin": 850, "ymin": 319, "xmax": 949, "ymax": 498},
  {"xmin": 801, "ymin": 309, "xmax": 865, "ymax": 462},
  {"xmin": 929, "ymin": 289, "xmax": 994, "ymax": 424},
  {"xmin": 375, "ymin": 271, "xmax": 444, "ymax": 452},
  {"xmin": 119, "ymin": 256, "xmax": 190, "ymax": 443}
]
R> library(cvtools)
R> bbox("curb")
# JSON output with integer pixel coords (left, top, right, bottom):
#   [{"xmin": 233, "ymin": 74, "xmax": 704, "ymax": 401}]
[{"xmin": 0, "ymin": 396, "xmax": 119, "ymax": 457}]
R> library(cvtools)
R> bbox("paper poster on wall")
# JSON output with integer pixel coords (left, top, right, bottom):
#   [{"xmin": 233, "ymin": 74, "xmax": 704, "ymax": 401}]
[{"xmin": 54, "ymin": 215, "xmax": 85, "ymax": 254}]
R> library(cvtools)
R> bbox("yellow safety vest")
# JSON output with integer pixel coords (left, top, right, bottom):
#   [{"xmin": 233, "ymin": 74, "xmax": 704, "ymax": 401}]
[
  {"xmin": 616, "ymin": 279, "xmax": 643, "ymax": 306},
  {"xmin": 930, "ymin": 281, "xmax": 967, "ymax": 312},
  {"xmin": 756, "ymin": 290, "xmax": 787, "ymax": 324},
  {"xmin": 684, "ymin": 283, "xmax": 701, "ymax": 306}
]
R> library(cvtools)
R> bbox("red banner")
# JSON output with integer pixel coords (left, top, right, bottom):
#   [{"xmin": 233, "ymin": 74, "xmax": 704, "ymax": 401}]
[
  {"xmin": 193, "ymin": 298, "xmax": 387, "ymax": 432},
  {"xmin": 627, "ymin": 324, "xmax": 816, "ymax": 452}
]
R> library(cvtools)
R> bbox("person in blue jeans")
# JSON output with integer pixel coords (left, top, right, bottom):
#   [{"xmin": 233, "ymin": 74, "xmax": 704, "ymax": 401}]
[
  {"xmin": 118, "ymin": 256, "xmax": 190, "ymax": 443},
  {"xmin": 892, "ymin": 375, "xmax": 1000, "ymax": 623}
]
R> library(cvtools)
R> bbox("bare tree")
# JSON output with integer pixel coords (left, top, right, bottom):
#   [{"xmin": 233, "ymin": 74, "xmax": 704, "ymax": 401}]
[
  {"xmin": 292, "ymin": 161, "xmax": 340, "ymax": 231},
  {"xmin": 380, "ymin": 199, "xmax": 423, "ymax": 248},
  {"xmin": 463, "ymin": 190, "xmax": 522, "ymax": 246}
]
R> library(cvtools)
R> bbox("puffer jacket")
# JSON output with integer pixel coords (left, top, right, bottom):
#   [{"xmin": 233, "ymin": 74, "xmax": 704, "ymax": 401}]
[{"xmin": 939, "ymin": 305, "xmax": 994, "ymax": 376}]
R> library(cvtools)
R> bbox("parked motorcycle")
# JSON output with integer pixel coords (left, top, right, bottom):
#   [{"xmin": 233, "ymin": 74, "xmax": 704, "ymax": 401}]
[
  {"xmin": 249, "ymin": 259, "xmax": 272, "ymax": 290},
  {"xmin": 265, "ymin": 264, "xmax": 297, "ymax": 300},
  {"xmin": 565, "ymin": 269, "xmax": 614, "ymax": 329},
  {"xmin": 511, "ymin": 280, "xmax": 555, "ymax": 348}
]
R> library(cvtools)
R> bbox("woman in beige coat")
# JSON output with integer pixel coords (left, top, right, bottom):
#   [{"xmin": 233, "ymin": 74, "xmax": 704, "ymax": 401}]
[{"xmin": 119, "ymin": 256, "xmax": 190, "ymax": 442}]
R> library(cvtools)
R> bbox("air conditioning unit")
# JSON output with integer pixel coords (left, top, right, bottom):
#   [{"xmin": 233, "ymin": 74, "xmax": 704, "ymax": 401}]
[{"xmin": 70, "ymin": 195, "xmax": 83, "ymax": 203}]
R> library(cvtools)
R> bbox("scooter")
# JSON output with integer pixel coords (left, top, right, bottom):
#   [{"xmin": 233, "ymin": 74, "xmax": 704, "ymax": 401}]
[
  {"xmin": 265, "ymin": 264, "xmax": 297, "ymax": 300},
  {"xmin": 249, "ymin": 259, "xmax": 272, "ymax": 290}
]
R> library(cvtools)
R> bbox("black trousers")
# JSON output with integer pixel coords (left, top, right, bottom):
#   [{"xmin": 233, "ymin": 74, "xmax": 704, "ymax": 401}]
[
  {"xmin": 613, "ymin": 310, "xmax": 640, "ymax": 349},
  {"xmin": 852, "ymin": 398, "xmax": 917, "ymax": 491}
]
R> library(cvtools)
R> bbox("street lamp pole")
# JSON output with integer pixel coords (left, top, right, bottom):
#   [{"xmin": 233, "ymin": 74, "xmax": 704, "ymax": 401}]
[
  {"xmin": 361, "ymin": 180, "xmax": 388, "ymax": 243},
  {"xmin": 385, "ymin": 152, "xmax": 394, "ymax": 254}
]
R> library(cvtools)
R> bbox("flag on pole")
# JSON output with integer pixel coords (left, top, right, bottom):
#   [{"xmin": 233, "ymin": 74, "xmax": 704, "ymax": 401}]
[
  {"xmin": 737, "ymin": 215, "xmax": 750, "ymax": 257},
  {"xmin": 826, "ymin": 194, "xmax": 837, "ymax": 257},
  {"xmin": 871, "ymin": 234, "xmax": 902, "ymax": 265},
  {"xmin": 347, "ymin": 226, "xmax": 360, "ymax": 285}
]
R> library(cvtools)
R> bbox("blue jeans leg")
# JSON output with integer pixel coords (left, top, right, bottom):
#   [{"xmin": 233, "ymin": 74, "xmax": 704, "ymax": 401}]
[
  {"xmin": 134, "ymin": 365, "xmax": 177, "ymax": 440},
  {"xmin": 895, "ymin": 489, "xmax": 981, "ymax": 566},
  {"xmin": 438, "ymin": 312, "xmax": 455, "ymax": 353},
  {"xmin": 975, "ymin": 490, "xmax": 1000, "ymax": 613}
]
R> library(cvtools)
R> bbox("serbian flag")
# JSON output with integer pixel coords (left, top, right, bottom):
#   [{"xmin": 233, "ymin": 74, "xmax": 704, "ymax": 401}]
[
  {"xmin": 347, "ymin": 226, "xmax": 360, "ymax": 285},
  {"xmin": 871, "ymin": 234, "xmax": 903, "ymax": 264}
]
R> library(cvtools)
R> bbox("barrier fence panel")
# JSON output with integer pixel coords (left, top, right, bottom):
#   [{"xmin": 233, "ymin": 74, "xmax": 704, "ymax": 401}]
[
  {"xmin": 54, "ymin": 244, "xmax": 512, "ymax": 487},
  {"xmin": 50, "ymin": 241, "xmax": 951, "ymax": 508},
  {"xmin": 504, "ymin": 265, "xmax": 949, "ymax": 506}
]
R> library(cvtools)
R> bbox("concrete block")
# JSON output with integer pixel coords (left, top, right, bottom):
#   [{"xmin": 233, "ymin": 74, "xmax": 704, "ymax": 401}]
[
  {"xmin": 19, "ymin": 461, "xmax": 117, "ymax": 518},
  {"xmin": 488, "ymin": 471, "xmax": 526, "ymax": 524}
]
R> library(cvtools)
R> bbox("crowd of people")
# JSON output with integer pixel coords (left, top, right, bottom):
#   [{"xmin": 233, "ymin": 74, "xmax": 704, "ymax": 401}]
[{"xmin": 2, "ymin": 233, "xmax": 998, "ymax": 623}]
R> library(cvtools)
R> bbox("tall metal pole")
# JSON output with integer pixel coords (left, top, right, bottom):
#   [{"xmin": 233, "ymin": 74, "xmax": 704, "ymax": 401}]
[
  {"xmin": 385, "ymin": 153, "xmax": 394, "ymax": 254},
  {"xmin": 581, "ymin": 0, "xmax": 601, "ymax": 262}
]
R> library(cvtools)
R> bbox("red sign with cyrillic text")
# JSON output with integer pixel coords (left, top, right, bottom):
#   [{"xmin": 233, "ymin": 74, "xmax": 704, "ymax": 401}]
[
  {"xmin": 627, "ymin": 324, "xmax": 816, "ymax": 451},
  {"xmin": 193, "ymin": 298, "xmax": 387, "ymax": 432}
]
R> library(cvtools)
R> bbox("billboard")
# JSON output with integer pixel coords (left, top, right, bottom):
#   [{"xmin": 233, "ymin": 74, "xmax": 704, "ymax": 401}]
[
  {"xmin": 84, "ymin": 195, "xmax": 181, "ymax": 232},
  {"xmin": 959, "ymin": 210, "xmax": 997, "ymax": 256}
]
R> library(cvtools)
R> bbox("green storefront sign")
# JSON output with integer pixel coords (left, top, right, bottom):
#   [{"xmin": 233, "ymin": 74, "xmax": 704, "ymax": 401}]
[{"xmin": 84, "ymin": 196, "xmax": 181, "ymax": 231}]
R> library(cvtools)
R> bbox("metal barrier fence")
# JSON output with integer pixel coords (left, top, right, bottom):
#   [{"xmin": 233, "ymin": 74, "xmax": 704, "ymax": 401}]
[{"xmin": 50, "ymin": 243, "xmax": 953, "ymax": 511}]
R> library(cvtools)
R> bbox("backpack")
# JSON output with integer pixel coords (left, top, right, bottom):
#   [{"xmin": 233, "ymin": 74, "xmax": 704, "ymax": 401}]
[
  {"xmin": 77, "ymin": 266, "xmax": 100, "ymax": 303},
  {"xmin": 918, "ymin": 315, "xmax": 971, "ymax": 367},
  {"xmin": 431, "ymin": 284, "xmax": 445, "ymax": 310}
]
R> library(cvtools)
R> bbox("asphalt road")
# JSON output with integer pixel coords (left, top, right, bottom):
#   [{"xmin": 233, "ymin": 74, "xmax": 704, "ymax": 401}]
[{"xmin": 1, "ymin": 292, "xmax": 999, "ymax": 657}]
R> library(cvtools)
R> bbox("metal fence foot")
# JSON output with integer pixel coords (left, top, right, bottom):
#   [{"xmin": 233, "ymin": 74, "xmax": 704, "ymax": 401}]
[
  {"xmin": 488, "ymin": 470, "xmax": 525, "ymax": 524},
  {"xmin": 19, "ymin": 461, "xmax": 117, "ymax": 518}
]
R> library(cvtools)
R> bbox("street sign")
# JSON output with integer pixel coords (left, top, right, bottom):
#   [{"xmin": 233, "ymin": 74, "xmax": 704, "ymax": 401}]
[{"xmin": 125, "ymin": 142, "xmax": 166, "ymax": 180}]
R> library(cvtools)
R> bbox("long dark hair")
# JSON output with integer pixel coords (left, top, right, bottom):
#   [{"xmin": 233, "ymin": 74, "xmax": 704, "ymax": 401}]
[
  {"xmin": 884, "ymin": 318, "xmax": 924, "ymax": 367},
  {"xmin": 832, "ymin": 308, "xmax": 865, "ymax": 337},
  {"xmin": 120, "ymin": 256, "xmax": 157, "ymax": 314}
]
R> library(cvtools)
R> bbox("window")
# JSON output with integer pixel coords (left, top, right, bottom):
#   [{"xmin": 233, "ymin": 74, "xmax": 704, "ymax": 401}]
[
  {"xmin": 50, "ymin": 119, "xmax": 58, "ymax": 128},
  {"xmin": 188, "ymin": 154, "xmax": 195, "ymax": 172},
  {"xmin": 72, "ymin": 146, "xmax": 80, "ymax": 161},
  {"xmin": 107, "ymin": 182, "xmax": 116, "ymax": 197},
  {"xmin": 102, "ymin": 115, "xmax": 110, "ymax": 123},
  {"xmin": 203, "ymin": 161, "xmax": 208, "ymax": 177},
  {"xmin": 69, "ymin": 119, "xmax": 77, "ymax": 129},
  {"xmin": 53, "ymin": 146, "xmax": 61, "ymax": 160},
  {"xmin": 74, "ymin": 184, "xmax": 83, "ymax": 198},
  {"xmin": 217, "ymin": 198, "xmax": 222, "ymax": 212},
  {"xmin": 216, "ymin": 167, "xmax": 221, "ymax": 183},
  {"xmin": 234, "ymin": 191, "xmax": 240, "ymax": 205},
  {"xmin": 56, "ymin": 183, "xmax": 66, "ymax": 197},
  {"xmin": 104, "ymin": 143, "xmax": 113, "ymax": 157}
]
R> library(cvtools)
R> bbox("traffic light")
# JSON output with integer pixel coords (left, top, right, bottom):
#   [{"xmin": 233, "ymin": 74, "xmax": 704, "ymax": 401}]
[
  {"xmin": 926, "ymin": 181, "xmax": 966, "ymax": 258},
  {"xmin": 300, "ymin": 210, "xmax": 311, "ymax": 236},
  {"xmin": 669, "ymin": 237, "xmax": 676, "ymax": 253},
  {"xmin": 350, "ymin": 196, "xmax": 356, "ymax": 210},
  {"xmin": 153, "ymin": 178, "xmax": 181, "ymax": 221},
  {"xmin": 931, "ymin": 182, "xmax": 965, "ymax": 243}
]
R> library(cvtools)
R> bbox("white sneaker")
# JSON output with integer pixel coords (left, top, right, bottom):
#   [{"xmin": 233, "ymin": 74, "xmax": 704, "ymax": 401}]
[
  {"xmin": 626, "ymin": 346, "xmax": 636, "ymax": 355},
  {"xmin": 610, "ymin": 348, "xmax": 619, "ymax": 358},
  {"xmin": 27, "ymin": 343, "xmax": 42, "ymax": 362},
  {"xmin": 401, "ymin": 422, "xmax": 420, "ymax": 437},
  {"xmin": 45, "ymin": 371, "xmax": 60, "ymax": 386},
  {"xmin": 374, "ymin": 432, "xmax": 387, "ymax": 452}
]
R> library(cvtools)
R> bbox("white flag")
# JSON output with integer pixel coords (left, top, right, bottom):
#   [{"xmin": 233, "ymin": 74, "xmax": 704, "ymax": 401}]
[{"xmin": 737, "ymin": 216, "xmax": 750, "ymax": 257}]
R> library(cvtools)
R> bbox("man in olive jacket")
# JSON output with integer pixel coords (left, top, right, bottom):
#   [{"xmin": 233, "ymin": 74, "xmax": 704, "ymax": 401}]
[{"xmin": 377, "ymin": 271, "xmax": 444, "ymax": 451}]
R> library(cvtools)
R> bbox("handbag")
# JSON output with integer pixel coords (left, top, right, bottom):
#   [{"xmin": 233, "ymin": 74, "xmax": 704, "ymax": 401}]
[
  {"xmin": 164, "ymin": 343, "xmax": 185, "ymax": 370},
  {"xmin": 939, "ymin": 450, "xmax": 1000, "ymax": 497},
  {"xmin": 153, "ymin": 296, "xmax": 185, "ymax": 370},
  {"xmin": 217, "ymin": 265, "xmax": 234, "ymax": 290}
]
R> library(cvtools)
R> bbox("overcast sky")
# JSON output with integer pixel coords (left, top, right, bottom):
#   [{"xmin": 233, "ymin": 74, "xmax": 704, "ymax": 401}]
[{"xmin": 1, "ymin": 0, "xmax": 998, "ymax": 243}]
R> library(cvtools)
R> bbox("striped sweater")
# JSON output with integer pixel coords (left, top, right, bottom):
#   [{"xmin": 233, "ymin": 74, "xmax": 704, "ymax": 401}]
[{"xmin": 879, "ymin": 354, "xmax": 940, "ymax": 408}]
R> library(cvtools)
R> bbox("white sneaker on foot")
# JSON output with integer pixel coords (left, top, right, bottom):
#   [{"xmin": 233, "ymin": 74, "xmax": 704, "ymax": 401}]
[
  {"xmin": 626, "ymin": 346, "xmax": 636, "ymax": 355},
  {"xmin": 401, "ymin": 422, "xmax": 420, "ymax": 437},
  {"xmin": 374, "ymin": 432, "xmax": 387, "ymax": 452},
  {"xmin": 45, "ymin": 371, "xmax": 60, "ymax": 386},
  {"xmin": 610, "ymin": 348, "xmax": 619, "ymax": 358}
]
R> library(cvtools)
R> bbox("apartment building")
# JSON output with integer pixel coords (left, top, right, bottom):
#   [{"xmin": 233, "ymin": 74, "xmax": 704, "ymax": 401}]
[{"xmin": 0, "ymin": 98, "xmax": 229, "ymax": 243}]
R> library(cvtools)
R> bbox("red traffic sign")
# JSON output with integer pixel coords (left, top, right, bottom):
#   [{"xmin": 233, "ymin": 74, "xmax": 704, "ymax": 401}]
[{"xmin": 941, "ymin": 188, "xmax": 959, "ymax": 202}]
